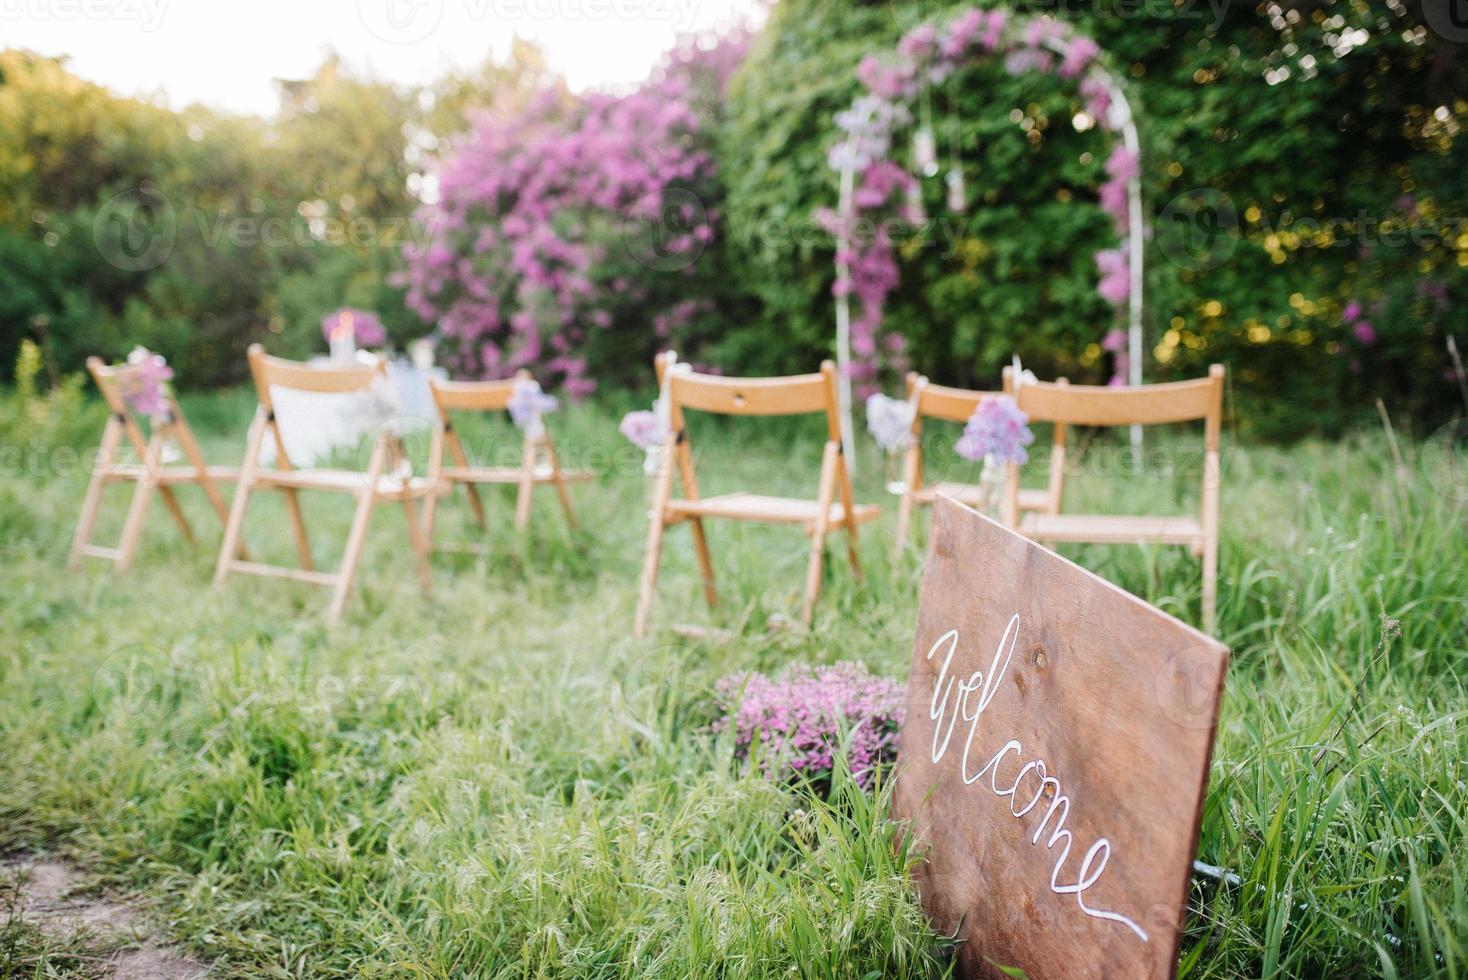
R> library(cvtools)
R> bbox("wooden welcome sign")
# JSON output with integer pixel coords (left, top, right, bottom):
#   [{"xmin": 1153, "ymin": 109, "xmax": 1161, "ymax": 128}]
[{"xmin": 894, "ymin": 497, "xmax": 1228, "ymax": 979}]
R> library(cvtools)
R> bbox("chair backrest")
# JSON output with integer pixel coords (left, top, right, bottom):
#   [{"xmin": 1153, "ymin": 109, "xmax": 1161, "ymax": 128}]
[
  {"xmin": 428, "ymin": 369, "xmax": 530, "ymax": 415},
  {"xmin": 85, "ymin": 355, "xmax": 189, "ymax": 458},
  {"xmin": 1013, "ymin": 365, "xmax": 1225, "ymax": 451},
  {"xmin": 904, "ymin": 372, "xmax": 1011, "ymax": 423},
  {"xmin": 246, "ymin": 343, "xmax": 383, "ymax": 413},
  {"xmin": 663, "ymin": 359, "xmax": 842, "ymax": 441}
]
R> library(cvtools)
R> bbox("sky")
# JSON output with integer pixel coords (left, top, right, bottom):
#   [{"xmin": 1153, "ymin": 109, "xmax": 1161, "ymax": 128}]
[{"xmin": 1, "ymin": 0, "xmax": 767, "ymax": 116}]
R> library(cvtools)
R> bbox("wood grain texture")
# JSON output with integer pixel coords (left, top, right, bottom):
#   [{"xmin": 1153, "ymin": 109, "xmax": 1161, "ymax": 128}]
[{"xmin": 894, "ymin": 496, "xmax": 1228, "ymax": 980}]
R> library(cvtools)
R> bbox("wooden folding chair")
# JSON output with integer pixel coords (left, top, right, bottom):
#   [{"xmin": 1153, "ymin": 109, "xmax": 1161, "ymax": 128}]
[
  {"xmin": 633, "ymin": 354, "xmax": 880, "ymax": 638},
  {"xmin": 1002, "ymin": 364, "xmax": 1226, "ymax": 634},
  {"xmin": 212, "ymin": 344, "xmax": 442, "ymax": 624},
  {"xmin": 421, "ymin": 370, "xmax": 592, "ymax": 542},
  {"xmin": 69, "ymin": 356, "xmax": 239, "ymax": 572},
  {"xmin": 892, "ymin": 371, "xmax": 1067, "ymax": 555}
]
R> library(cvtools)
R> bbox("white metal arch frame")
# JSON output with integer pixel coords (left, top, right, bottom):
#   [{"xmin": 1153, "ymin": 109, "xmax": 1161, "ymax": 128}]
[{"xmin": 831, "ymin": 17, "xmax": 1145, "ymax": 464}]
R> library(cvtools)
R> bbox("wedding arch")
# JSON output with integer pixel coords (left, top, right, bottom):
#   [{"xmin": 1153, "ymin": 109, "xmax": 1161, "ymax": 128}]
[{"xmin": 820, "ymin": 9, "xmax": 1145, "ymax": 460}]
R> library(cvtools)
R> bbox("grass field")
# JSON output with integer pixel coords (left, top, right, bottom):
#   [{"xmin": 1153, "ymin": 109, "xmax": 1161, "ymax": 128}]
[{"xmin": 1, "ymin": 383, "xmax": 1466, "ymax": 978}]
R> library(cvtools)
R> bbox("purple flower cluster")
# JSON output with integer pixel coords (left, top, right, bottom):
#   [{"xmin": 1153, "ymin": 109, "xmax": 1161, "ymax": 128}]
[
  {"xmin": 955, "ymin": 395, "xmax": 1034, "ymax": 465},
  {"xmin": 399, "ymin": 30, "xmax": 749, "ymax": 395},
  {"xmin": 507, "ymin": 378, "xmax": 558, "ymax": 428},
  {"xmin": 714, "ymin": 661, "xmax": 906, "ymax": 793},
  {"xmin": 321, "ymin": 308, "xmax": 387, "ymax": 347},
  {"xmin": 824, "ymin": 12, "xmax": 1134, "ymax": 388},
  {"xmin": 120, "ymin": 347, "xmax": 174, "ymax": 420},
  {"xmin": 619, "ymin": 406, "xmax": 669, "ymax": 449},
  {"xmin": 1102, "ymin": 326, "xmax": 1131, "ymax": 387}
]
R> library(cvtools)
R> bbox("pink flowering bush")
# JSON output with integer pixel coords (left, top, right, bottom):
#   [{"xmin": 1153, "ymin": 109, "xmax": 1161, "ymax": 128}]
[
  {"xmin": 714, "ymin": 661, "xmax": 906, "ymax": 794},
  {"xmin": 400, "ymin": 30, "xmax": 751, "ymax": 394}
]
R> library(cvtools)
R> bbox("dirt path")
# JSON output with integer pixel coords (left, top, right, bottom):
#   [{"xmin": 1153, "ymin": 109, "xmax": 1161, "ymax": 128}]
[{"xmin": 2, "ymin": 856, "xmax": 211, "ymax": 978}]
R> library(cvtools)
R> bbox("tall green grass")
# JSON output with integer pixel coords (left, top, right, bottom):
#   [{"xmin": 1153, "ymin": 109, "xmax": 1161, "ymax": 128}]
[{"xmin": 0, "ymin": 385, "xmax": 1463, "ymax": 977}]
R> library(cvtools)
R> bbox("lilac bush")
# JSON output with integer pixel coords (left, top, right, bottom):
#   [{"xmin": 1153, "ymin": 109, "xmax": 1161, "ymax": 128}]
[
  {"xmin": 714, "ymin": 662, "xmax": 906, "ymax": 793},
  {"xmin": 400, "ymin": 31, "xmax": 749, "ymax": 393}
]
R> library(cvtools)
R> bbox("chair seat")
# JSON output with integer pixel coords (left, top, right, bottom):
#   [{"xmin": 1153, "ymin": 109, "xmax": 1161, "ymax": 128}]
[
  {"xmin": 104, "ymin": 464, "xmax": 240, "ymax": 485},
  {"xmin": 917, "ymin": 482, "xmax": 1050, "ymax": 512},
  {"xmin": 253, "ymin": 468, "xmax": 446, "ymax": 500},
  {"xmin": 665, "ymin": 492, "xmax": 880, "ymax": 527},
  {"xmin": 1020, "ymin": 512, "xmax": 1204, "ymax": 546},
  {"xmin": 441, "ymin": 465, "xmax": 594, "ymax": 485}
]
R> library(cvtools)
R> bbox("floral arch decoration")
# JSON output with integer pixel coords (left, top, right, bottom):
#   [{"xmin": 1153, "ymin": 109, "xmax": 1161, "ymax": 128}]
[{"xmin": 819, "ymin": 8, "xmax": 1145, "ymax": 460}]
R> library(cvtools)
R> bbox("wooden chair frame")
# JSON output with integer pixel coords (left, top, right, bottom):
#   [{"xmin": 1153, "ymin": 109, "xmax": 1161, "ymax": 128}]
[
  {"xmin": 70, "ymin": 356, "xmax": 240, "ymax": 572},
  {"xmin": 212, "ymin": 344, "xmax": 443, "ymax": 623},
  {"xmin": 1001, "ymin": 364, "xmax": 1226, "ymax": 634},
  {"xmin": 633, "ymin": 353, "xmax": 879, "ymax": 638},
  {"xmin": 421, "ymin": 369, "xmax": 591, "ymax": 542},
  {"xmin": 892, "ymin": 371, "xmax": 1068, "ymax": 555}
]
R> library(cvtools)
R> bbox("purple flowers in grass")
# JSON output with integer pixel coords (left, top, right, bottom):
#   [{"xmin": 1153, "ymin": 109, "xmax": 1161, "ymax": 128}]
[
  {"xmin": 321, "ymin": 308, "xmax": 387, "ymax": 347},
  {"xmin": 620, "ymin": 406, "xmax": 669, "ymax": 449},
  {"xmin": 955, "ymin": 395, "xmax": 1033, "ymax": 465},
  {"xmin": 507, "ymin": 378, "xmax": 558, "ymax": 429},
  {"xmin": 120, "ymin": 347, "xmax": 173, "ymax": 420},
  {"xmin": 714, "ymin": 662, "xmax": 905, "ymax": 793}
]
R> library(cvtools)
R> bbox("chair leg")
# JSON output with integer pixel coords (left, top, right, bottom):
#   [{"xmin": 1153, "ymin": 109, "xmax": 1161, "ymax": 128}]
[
  {"xmin": 634, "ymin": 441, "xmax": 677, "ymax": 639},
  {"xmin": 115, "ymin": 436, "xmax": 166, "ymax": 573},
  {"xmin": 463, "ymin": 483, "xmax": 487, "ymax": 529},
  {"xmin": 893, "ymin": 444, "xmax": 920, "ymax": 558},
  {"xmin": 545, "ymin": 438, "xmax": 579, "ymax": 531},
  {"xmin": 421, "ymin": 483, "xmax": 443, "ymax": 548},
  {"xmin": 214, "ymin": 416, "xmax": 265, "ymax": 587},
  {"xmin": 70, "ymin": 418, "xmax": 122, "ymax": 568},
  {"xmin": 801, "ymin": 529, "xmax": 828, "ymax": 628},
  {"xmin": 802, "ymin": 441, "xmax": 839, "ymax": 627},
  {"xmin": 844, "ymin": 522, "xmax": 863, "ymax": 579},
  {"xmin": 156, "ymin": 486, "xmax": 196, "ymax": 544},
  {"xmin": 282, "ymin": 489, "xmax": 313, "ymax": 570},
  {"xmin": 115, "ymin": 476, "xmax": 157, "ymax": 573},
  {"xmin": 1201, "ymin": 536, "xmax": 1218, "ymax": 636},
  {"xmin": 401, "ymin": 495, "xmax": 432, "ymax": 596},
  {"xmin": 327, "ymin": 492, "xmax": 376, "ymax": 624},
  {"xmin": 514, "ymin": 430, "xmax": 537, "ymax": 530}
]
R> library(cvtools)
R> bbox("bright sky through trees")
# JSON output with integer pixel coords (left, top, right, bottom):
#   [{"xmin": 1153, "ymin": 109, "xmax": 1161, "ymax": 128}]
[{"xmin": 0, "ymin": 0, "xmax": 766, "ymax": 115}]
